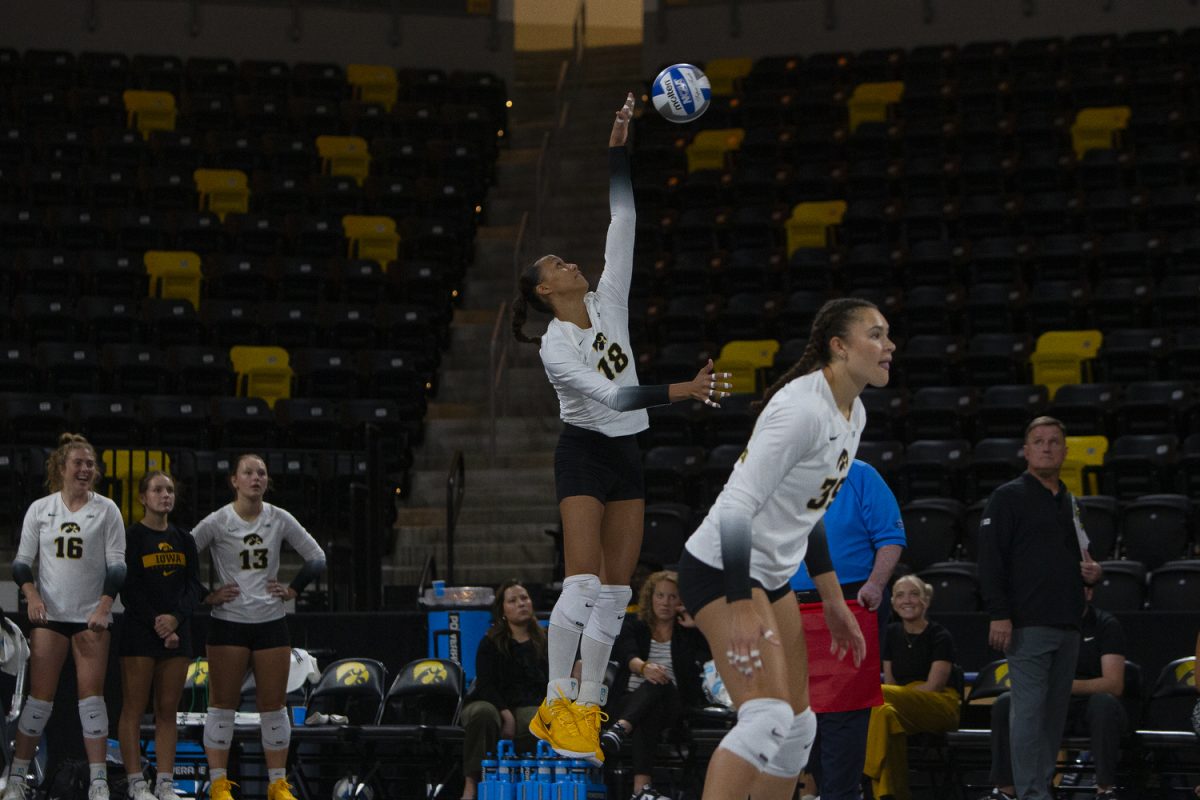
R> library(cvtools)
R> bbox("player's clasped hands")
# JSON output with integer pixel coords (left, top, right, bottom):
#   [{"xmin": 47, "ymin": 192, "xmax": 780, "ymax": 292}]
[{"xmin": 689, "ymin": 359, "xmax": 733, "ymax": 408}]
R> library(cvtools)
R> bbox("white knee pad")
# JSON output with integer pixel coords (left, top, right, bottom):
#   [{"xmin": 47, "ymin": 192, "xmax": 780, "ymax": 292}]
[
  {"xmin": 549, "ymin": 573, "xmax": 601, "ymax": 632},
  {"xmin": 582, "ymin": 585, "xmax": 632, "ymax": 646},
  {"xmin": 763, "ymin": 707, "xmax": 818, "ymax": 778},
  {"xmin": 203, "ymin": 707, "xmax": 235, "ymax": 751},
  {"xmin": 17, "ymin": 697, "xmax": 52, "ymax": 738},
  {"xmin": 717, "ymin": 697, "xmax": 794, "ymax": 772},
  {"xmin": 259, "ymin": 707, "xmax": 290, "ymax": 752},
  {"xmin": 77, "ymin": 695, "xmax": 107, "ymax": 740}
]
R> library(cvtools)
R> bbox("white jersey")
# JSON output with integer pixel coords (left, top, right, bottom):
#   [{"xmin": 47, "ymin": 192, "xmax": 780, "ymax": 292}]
[
  {"xmin": 685, "ymin": 370, "xmax": 866, "ymax": 591},
  {"xmin": 15, "ymin": 492, "xmax": 126, "ymax": 623},
  {"xmin": 191, "ymin": 503, "xmax": 325, "ymax": 624},
  {"xmin": 539, "ymin": 148, "xmax": 648, "ymax": 438}
]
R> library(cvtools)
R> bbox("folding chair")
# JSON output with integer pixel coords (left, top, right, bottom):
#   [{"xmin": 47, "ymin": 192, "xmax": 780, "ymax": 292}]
[
  {"xmin": 123, "ymin": 89, "xmax": 177, "ymax": 139},
  {"xmin": 193, "ymin": 169, "xmax": 250, "ymax": 221},
  {"xmin": 101, "ymin": 449, "xmax": 171, "ymax": 523},
  {"xmin": 144, "ymin": 251, "xmax": 202, "ymax": 310},
  {"xmin": 346, "ymin": 64, "xmax": 398, "ymax": 111},
  {"xmin": 342, "ymin": 215, "xmax": 399, "ymax": 269},
  {"xmin": 1030, "ymin": 330, "xmax": 1103, "ymax": 399},
  {"xmin": 684, "ymin": 128, "xmax": 744, "ymax": 172},
  {"xmin": 229, "ymin": 345, "xmax": 293, "ymax": 408},
  {"xmin": 317, "ymin": 136, "xmax": 371, "ymax": 186},
  {"xmin": 714, "ymin": 339, "xmax": 779, "ymax": 395}
]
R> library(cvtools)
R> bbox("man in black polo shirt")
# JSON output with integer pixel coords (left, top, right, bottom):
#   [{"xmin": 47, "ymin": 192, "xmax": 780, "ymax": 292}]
[
  {"xmin": 982, "ymin": 586, "xmax": 1128, "ymax": 800},
  {"xmin": 977, "ymin": 416, "xmax": 1104, "ymax": 800}
]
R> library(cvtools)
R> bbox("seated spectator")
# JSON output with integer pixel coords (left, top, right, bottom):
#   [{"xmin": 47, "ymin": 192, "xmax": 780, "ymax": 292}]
[
  {"xmin": 864, "ymin": 575, "xmax": 961, "ymax": 800},
  {"xmin": 981, "ymin": 586, "xmax": 1127, "ymax": 800},
  {"xmin": 599, "ymin": 570, "xmax": 711, "ymax": 800},
  {"xmin": 460, "ymin": 580, "xmax": 547, "ymax": 800}
]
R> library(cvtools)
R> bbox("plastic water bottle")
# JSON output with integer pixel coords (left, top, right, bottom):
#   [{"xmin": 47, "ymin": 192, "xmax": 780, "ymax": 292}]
[
  {"xmin": 554, "ymin": 760, "xmax": 588, "ymax": 800},
  {"xmin": 496, "ymin": 740, "xmax": 519, "ymax": 800},
  {"xmin": 479, "ymin": 754, "xmax": 500, "ymax": 800},
  {"xmin": 517, "ymin": 755, "xmax": 538, "ymax": 800},
  {"xmin": 535, "ymin": 741, "xmax": 557, "ymax": 800}
]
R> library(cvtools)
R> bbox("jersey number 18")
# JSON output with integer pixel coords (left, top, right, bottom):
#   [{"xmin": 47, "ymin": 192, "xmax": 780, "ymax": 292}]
[{"xmin": 596, "ymin": 343, "xmax": 629, "ymax": 379}]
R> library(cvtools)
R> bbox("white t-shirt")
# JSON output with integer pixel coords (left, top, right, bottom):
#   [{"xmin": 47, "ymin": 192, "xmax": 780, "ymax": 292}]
[
  {"xmin": 539, "ymin": 148, "xmax": 649, "ymax": 438},
  {"xmin": 16, "ymin": 492, "xmax": 126, "ymax": 623},
  {"xmin": 685, "ymin": 370, "xmax": 866, "ymax": 591},
  {"xmin": 191, "ymin": 503, "xmax": 325, "ymax": 624}
]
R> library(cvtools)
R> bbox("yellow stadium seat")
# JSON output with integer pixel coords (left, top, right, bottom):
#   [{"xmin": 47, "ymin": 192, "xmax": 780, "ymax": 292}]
[
  {"xmin": 144, "ymin": 250, "xmax": 202, "ymax": 309},
  {"xmin": 230, "ymin": 346, "xmax": 292, "ymax": 408},
  {"xmin": 346, "ymin": 64, "xmax": 398, "ymax": 111},
  {"xmin": 316, "ymin": 135, "xmax": 371, "ymax": 186},
  {"xmin": 715, "ymin": 339, "xmax": 780, "ymax": 394},
  {"xmin": 786, "ymin": 200, "xmax": 847, "ymax": 255},
  {"xmin": 703, "ymin": 57, "xmax": 754, "ymax": 96},
  {"xmin": 343, "ymin": 215, "xmax": 399, "ymax": 268},
  {"xmin": 102, "ymin": 449, "xmax": 170, "ymax": 522},
  {"xmin": 847, "ymin": 81, "xmax": 905, "ymax": 133},
  {"xmin": 1030, "ymin": 330, "xmax": 1103, "ymax": 399},
  {"xmin": 193, "ymin": 169, "xmax": 249, "ymax": 221},
  {"xmin": 684, "ymin": 128, "xmax": 745, "ymax": 173},
  {"xmin": 123, "ymin": 90, "xmax": 177, "ymax": 139},
  {"xmin": 1070, "ymin": 106, "xmax": 1131, "ymax": 159},
  {"xmin": 1062, "ymin": 435, "xmax": 1109, "ymax": 496}
]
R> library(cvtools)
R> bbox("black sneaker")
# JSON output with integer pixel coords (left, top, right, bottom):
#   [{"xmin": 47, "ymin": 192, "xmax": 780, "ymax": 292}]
[
  {"xmin": 631, "ymin": 785, "xmax": 667, "ymax": 800},
  {"xmin": 978, "ymin": 791, "xmax": 1014, "ymax": 800},
  {"xmin": 1095, "ymin": 791, "xmax": 1120, "ymax": 800},
  {"xmin": 600, "ymin": 723, "xmax": 624, "ymax": 760}
]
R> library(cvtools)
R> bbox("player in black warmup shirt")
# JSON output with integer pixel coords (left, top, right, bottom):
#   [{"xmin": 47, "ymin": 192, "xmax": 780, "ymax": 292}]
[{"xmin": 117, "ymin": 471, "xmax": 202, "ymax": 800}]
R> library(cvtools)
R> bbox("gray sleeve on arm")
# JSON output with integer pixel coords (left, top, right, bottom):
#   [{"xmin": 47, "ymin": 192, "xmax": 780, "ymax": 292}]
[
  {"xmin": 11, "ymin": 561, "xmax": 33, "ymax": 590},
  {"xmin": 102, "ymin": 563, "xmax": 127, "ymax": 598},
  {"xmin": 611, "ymin": 384, "xmax": 672, "ymax": 411},
  {"xmin": 718, "ymin": 507, "xmax": 754, "ymax": 603},
  {"xmin": 288, "ymin": 558, "xmax": 327, "ymax": 594},
  {"xmin": 609, "ymin": 147, "xmax": 634, "ymax": 210},
  {"xmin": 803, "ymin": 518, "xmax": 834, "ymax": 577}
]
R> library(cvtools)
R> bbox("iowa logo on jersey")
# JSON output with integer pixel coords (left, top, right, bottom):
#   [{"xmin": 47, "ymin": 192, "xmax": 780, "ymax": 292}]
[
  {"xmin": 142, "ymin": 542, "xmax": 185, "ymax": 572},
  {"xmin": 242, "ymin": 533, "xmax": 264, "ymax": 546},
  {"xmin": 591, "ymin": 332, "xmax": 608, "ymax": 352},
  {"xmin": 837, "ymin": 449, "xmax": 849, "ymax": 471},
  {"xmin": 335, "ymin": 661, "xmax": 371, "ymax": 686},
  {"xmin": 60, "ymin": 522, "xmax": 81, "ymax": 535},
  {"xmin": 412, "ymin": 660, "xmax": 448, "ymax": 685}
]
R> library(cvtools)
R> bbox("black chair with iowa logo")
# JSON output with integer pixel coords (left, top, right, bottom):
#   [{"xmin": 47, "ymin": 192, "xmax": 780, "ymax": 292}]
[
  {"xmin": 358, "ymin": 658, "xmax": 465, "ymax": 798},
  {"xmin": 292, "ymin": 658, "xmax": 387, "ymax": 798},
  {"xmin": 378, "ymin": 657, "xmax": 464, "ymax": 726},
  {"xmin": 305, "ymin": 657, "xmax": 387, "ymax": 725}
]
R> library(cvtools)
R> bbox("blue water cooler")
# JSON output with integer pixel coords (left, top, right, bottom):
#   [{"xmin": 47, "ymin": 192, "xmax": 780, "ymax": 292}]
[{"xmin": 422, "ymin": 585, "xmax": 494, "ymax": 683}]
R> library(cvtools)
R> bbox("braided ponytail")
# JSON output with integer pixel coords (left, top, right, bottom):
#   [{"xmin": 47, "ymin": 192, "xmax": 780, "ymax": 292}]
[
  {"xmin": 753, "ymin": 297, "xmax": 878, "ymax": 413},
  {"xmin": 512, "ymin": 259, "xmax": 554, "ymax": 345}
]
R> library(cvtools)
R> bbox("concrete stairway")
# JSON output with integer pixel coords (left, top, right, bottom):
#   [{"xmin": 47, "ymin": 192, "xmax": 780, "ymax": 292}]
[{"xmin": 386, "ymin": 46, "xmax": 645, "ymax": 590}]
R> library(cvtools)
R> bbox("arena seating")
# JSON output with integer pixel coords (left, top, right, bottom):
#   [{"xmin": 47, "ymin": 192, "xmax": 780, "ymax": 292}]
[
  {"xmin": 630, "ymin": 31, "xmax": 1200, "ymax": 612},
  {"xmin": 0, "ymin": 49, "xmax": 506, "ymax": 537}
]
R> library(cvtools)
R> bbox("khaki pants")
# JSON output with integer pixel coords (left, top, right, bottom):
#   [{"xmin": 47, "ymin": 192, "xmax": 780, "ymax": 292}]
[
  {"xmin": 461, "ymin": 701, "xmax": 539, "ymax": 780},
  {"xmin": 863, "ymin": 683, "xmax": 959, "ymax": 800}
]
